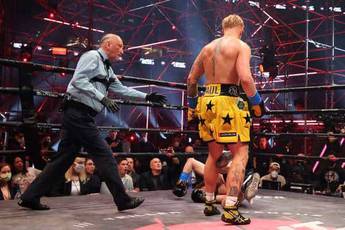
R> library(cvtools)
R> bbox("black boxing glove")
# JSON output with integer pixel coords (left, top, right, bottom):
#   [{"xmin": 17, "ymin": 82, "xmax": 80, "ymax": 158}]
[
  {"xmin": 101, "ymin": 96, "xmax": 119, "ymax": 112},
  {"xmin": 191, "ymin": 189, "xmax": 206, "ymax": 203},
  {"xmin": 146, "ymin": 92, "xmax": 167, "ymax": 104}
]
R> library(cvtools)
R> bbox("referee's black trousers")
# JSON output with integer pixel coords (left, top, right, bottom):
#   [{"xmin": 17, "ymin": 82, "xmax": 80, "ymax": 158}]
[{"xmin": 21, "ymin": 103, "xmax": 131, "ymax": 207}]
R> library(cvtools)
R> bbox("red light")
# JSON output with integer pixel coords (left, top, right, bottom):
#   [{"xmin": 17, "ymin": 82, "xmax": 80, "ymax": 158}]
[
  {"xmin": 60, "ymin": 72, "xmax": 66, "ymax": 77},
  {"xmin": 130, "ymin": 135, "xmax": 135, "ymax": 142},
  {"xmin": 51, "ymin": 47, "xmax": 67, "ymax": 56},
  {"xmin": 22, "ymin": 58, "xmax": 28, "ymax": 62},
  {"xmin": 49, "ymin": 13, "xmax": 54, "ymax": 18},
  {"xmin": 172, "ymin": 25, "xmax": 176, "ymax": 30}
]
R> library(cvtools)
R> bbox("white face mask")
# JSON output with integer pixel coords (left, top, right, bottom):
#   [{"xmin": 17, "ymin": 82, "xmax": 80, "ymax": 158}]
[
  {"xmin": 0, "ymin": 172, "xmax": 12, "ymax": 182},
  {"xmin": 74, "ymin": 164, "xmax": 85, "ymax": 173},
  {"xmin": 270, "ymin": 170, "xmax": 278, "ymax": 179}
]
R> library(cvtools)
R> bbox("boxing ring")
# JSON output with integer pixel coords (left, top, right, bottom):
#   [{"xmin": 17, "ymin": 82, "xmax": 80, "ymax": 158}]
[
  {"xmin": 0, "ymin": 56, "xmax": 344, "ymax": 230},
  {"xmin": 1, "ymin": 190, "xmax": 344, "ymax": 229}
]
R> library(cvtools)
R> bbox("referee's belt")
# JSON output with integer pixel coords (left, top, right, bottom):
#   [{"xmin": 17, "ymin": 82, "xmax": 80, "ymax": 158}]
[{"xmin": 204, "ymin": 84, "xmax": 240, "ymax": 97}]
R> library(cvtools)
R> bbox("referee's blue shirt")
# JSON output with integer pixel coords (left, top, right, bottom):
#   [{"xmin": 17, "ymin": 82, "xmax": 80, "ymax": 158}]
[{"xmin": 67, "ymin": 48, "xmax": 147, "ymax": 112}]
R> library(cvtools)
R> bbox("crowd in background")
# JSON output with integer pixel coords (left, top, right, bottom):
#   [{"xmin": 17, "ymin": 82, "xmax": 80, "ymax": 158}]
[{"xmin": 0, "ymin": 126, "xmax": 344, "ymax": 201}]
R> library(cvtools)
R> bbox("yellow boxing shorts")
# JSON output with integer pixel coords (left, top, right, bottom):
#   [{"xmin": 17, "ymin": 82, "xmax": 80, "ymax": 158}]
[{"xmin": 196, "ymin": 84, "xmax": 251, "ymax": 143}]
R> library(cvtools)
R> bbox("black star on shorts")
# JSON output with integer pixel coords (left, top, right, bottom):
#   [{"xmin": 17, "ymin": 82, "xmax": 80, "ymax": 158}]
[
  {"xmin": 206, "ymin": 100, "xmax": 214, "ymax": 111},
  {"xmin": 222, "ymin": 113, "xmax": 233, "ymax": 125},
  {"xmin": 244, "ymin": 113, "xmax": 251, "ymax": 124}
]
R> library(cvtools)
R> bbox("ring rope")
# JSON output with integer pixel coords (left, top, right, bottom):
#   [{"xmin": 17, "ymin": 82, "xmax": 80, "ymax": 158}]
[
  {"xmin": 0, "ymin": 149, "xmax": 344, "ymax": 162},
  {"xmin": 1, "ymin": 87, "xmax": 344, "ymax": 114},
  {"xmin": 1, "ymin": 121, "xmax": 344, "ymax": 137},
  {"xmin": 1, "ymin": 58, "xmax": 345, "ymax": 94}
]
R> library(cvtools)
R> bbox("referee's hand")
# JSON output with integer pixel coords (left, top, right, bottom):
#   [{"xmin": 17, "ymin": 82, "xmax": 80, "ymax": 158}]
[
  {"xmin": 101, "ymin": 97, "xmax": 119, "ymax": 112},
  {"xmin": 145, "ymin": 92, "xmax": 167, "ymax": 104}
]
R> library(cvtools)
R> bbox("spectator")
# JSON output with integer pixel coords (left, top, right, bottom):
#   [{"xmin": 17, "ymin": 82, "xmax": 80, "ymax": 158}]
[
  {"xmin": 0, "ymin": 163, "xmax": 18, "ymax": 200},
  {"xmin": 85, "ymin": 158, "xmax": 96, "ymax": 176},
  {"xmin": 85, "ymin": 158, "xmax": 101, "ymax": 194},
  {"xmin": 7, "ymin": 131, "xmax": 25, "ymax": 150},
  {"xmin": 11, "ymin": 156, "xmax": 41, "ymax": 197},
  {"xmin": 126, "ymin": 157, "xmax": 140, "ymax": 192},
  {"xmin": 315, "ymin": 132, "xmax": 344, "ymax": 195},
  {"xmin": 50, "ymin": 157, "xmax": 90, "ymax": 196},
  {"xmin": 131, "ymin": 136, "xmax": 158, "ymax": 173},
  {"xmin": 259, "ymin": 162, "xmax": 286, "ymax": 189},
  {"xmin": 118, "ymin": 158, "xmax": 134, "ymax": 192},
  {"xmin": 105, "ymin": 130, "xmax": 123, "ymax": 153},
  {"xmin": 192, "ymin": 138, "xmax": 203, "ymax": 151},
  {"xmin": 184, "ymin": 145, "xmax": 194, "ymax": 153},
  {"xmin": 170, "ymin": 136, "xmax": 184, "ymax": 152},
  {"xmin": 318, "ymin": 155, "xmax": 344, "ymax": 195},
  {"xmin": 139, "ymin": 158, "xmax": 173, "ymax": 191},
  {"xmin": 289, "ymin": 154, "xmax": 312, "ymax": 184},
  {"xmin": 253, "ymin": 136, "xmax": 272, "ymax": 176}
]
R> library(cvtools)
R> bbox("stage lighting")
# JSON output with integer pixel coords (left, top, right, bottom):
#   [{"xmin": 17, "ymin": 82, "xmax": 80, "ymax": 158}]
[
  {"xmin": 13, "ymin": 42, "xmax": 26, "ymax": 49},
  {"xmin": 171, "ymin": 61, "xmax": 186, "ymax": 69},
  {"xmin": 20, "ymin": 43, "xmax": 33, "ymax": 62},
  {"xmin": 139, "ymin": 58, "xmax": 155, "ymax": 65},
  {"xmin": 51, "ymin": 47, "xmax": 67, "ymax": 56}
]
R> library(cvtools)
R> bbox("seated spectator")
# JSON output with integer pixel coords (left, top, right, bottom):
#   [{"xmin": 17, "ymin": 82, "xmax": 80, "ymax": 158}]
[
  {"xmin": 126, "ymin": 157, "xmax": 140, "ymax": 192},
  {"xmin": 318, "ymin": 155, "xmax": 344, "ymax": 195},
  {"xmin": 184, "ymin": 145, "xmax": 194, "ymax": 153},
  {"xmin": 37, "ymin": 134, "xmax": 54, "ymax": 169},
  {"xmin": 170, "ymin": 135, "xmax": 184, "ymax": 152},
  {"xmin": 315, "ymin": 132, "xmax": 344, "ymax": 195},
  {"xmin": 289, "ymin": 154, "xmax": 313, "ymax": 184},
  {"xmin": 85, "ymin": 158, "xmax": 101, "ymax": 194},
  {"xmin": 105, "ymin": 130, "xmax": 123, "ymax": 154},
  {"xmin": 259, "ymin": 162, "xmax": 286, "ymax": 189},
  {"xmin": 117, "ymin": 158, "xmax": 134, "ymax": 192},
  {"xmin": 50, "ymin": 157, "xmax": 91, "ymax": 196},
  {"xmin": 0, "ymin": 163, "xmax": 19, "ymax": 200},
  {"xmin": 139, "ymin": 158, "xmax": 173, "ymax": 191},
  {"xmin": 7, "ymin": 131, "xmax": 26, "ymax": 150},
  {"xmin": 192, "ymin": 138, "xmax": 204, "ymax": 152},
  {"xmin": 253, "ymin": 136, "xmax": 272, "ymax": 176},
  {"xmin": 11, "ymin": 156, "xmax": 41, "ymax": 197}
]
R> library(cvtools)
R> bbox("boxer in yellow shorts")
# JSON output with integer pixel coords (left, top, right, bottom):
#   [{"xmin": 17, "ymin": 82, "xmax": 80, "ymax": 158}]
[{"xmin": 186, "ymin": 14, "xmax": 264, "ymax": 225}]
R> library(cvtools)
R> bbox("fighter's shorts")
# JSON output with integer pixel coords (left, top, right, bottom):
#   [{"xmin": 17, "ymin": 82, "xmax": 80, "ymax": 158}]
[{"xmin": 196, "ymin": 84, "xmax": 251, "ymax": 143}]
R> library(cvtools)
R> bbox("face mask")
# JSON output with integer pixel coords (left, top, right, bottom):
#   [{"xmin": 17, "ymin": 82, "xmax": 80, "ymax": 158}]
[
  {"xmin": 270, "ymin": 170, "xmax": 278, "ymax": 179},
  {"xmin": 74, "ymin": 164, "xmax": 85, "ymax": 173},
  {"xmin": 0, "ymin": 172, "xmax": 12, "ymax": 182}
]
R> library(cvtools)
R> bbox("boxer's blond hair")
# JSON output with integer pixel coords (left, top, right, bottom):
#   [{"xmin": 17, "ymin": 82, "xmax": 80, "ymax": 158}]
[{"xmin": 222, "ymin": 14, "xmax": 244, "ymax": 30}]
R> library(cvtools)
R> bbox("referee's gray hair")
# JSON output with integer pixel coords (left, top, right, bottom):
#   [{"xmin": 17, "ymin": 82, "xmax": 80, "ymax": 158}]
[{"xmin": 99, "ymin": 33, "xmax": 119, "ymax": 45}]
